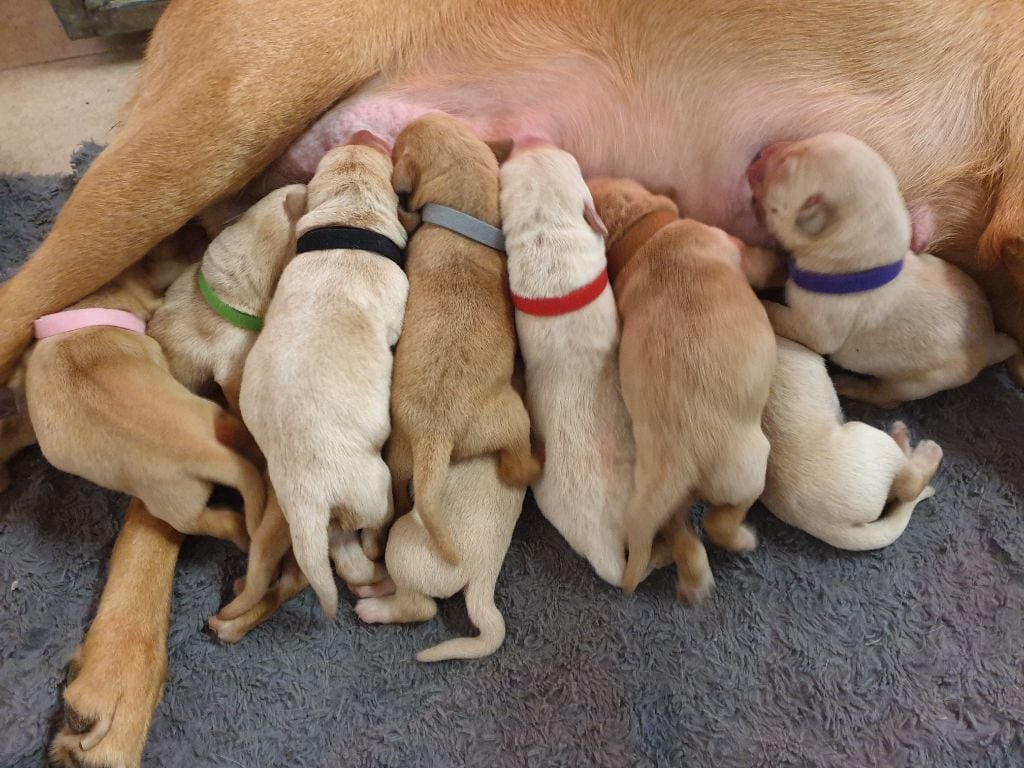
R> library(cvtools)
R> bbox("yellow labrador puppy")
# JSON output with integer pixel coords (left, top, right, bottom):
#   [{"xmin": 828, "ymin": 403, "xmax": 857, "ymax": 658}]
[
  {"xmin": 240, "ymin": 136, "xmax": 405, "ymax": 619},
  {"xmin": 751, "ymin": 132, "xmax": 1021, "ymax": 407},
  {"xmin": 762, "ymin": 337, "xmax": 942, "ymax": 549}
]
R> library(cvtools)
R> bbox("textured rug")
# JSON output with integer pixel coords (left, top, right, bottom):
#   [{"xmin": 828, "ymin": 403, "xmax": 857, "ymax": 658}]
[{"xmin": 1, "ymin": 147, "xmax": 1023, "ymax": 768}]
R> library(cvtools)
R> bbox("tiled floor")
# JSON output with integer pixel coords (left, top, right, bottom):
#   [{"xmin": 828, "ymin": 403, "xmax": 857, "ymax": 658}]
[{"xmin": 0, "ymin": 2, "xmax": 144, "ymax": 174}]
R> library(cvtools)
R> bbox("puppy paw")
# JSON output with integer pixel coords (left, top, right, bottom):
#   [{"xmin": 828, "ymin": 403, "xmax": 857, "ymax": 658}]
[
  {"xmin": 912, "ymin": 439, "xmax": 943, "ymax": 472},
  {"xmin": 207, "ymin": 615, "xmax": 246, "ymax": 645},
  {"xmin": 677, "ymin": 573, "xmax": 715, "ymax": 606},
  {"xmin": 729, "ymin": 524, "xmax": 758, "ymax": 553},
  {"xmin": 889, "ymin": 421, "xmax": 912, "ymax": 455},
  {"xmin": 355, "ymin": 597, "xmax": 394, "ymax": 624},
  {"xmin": 50, "ymin": 621, "xmax": 164, "ymax": 768},
  {"xmin": 349, "ymin": 577, "xmax": 396, "ymax": 599}
]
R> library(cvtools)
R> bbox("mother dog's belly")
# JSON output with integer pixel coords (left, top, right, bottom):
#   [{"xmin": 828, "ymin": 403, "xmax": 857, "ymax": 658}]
[{"xmin": 271, "ymin": 61, "xmax": 988, "ymax": 250}]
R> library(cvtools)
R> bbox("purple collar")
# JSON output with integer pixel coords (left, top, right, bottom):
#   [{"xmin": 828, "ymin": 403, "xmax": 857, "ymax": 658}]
[{"xmin": 789, "ymin": 258, "xmax": 903, "ymax": 295}]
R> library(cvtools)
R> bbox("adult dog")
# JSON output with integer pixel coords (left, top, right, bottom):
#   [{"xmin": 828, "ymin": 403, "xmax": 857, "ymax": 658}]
[{"xmin": 15, "ymin": 1, "xmax": 1024, "ymax": 765}]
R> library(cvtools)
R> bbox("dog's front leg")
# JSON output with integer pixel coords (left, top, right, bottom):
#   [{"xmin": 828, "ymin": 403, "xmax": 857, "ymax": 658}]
[{"xmin": 50, "ymin": 499, "xmax": 183, "ymax": 768}]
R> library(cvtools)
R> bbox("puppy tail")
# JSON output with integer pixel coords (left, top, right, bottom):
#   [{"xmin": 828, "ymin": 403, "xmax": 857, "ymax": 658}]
[
  {"xmin": 416, "ymin": 580, "xmax": 505, "ymax": 662},
  {"xmin": 280, "ymin": 494, "xmax": 338, "ymax": 619},
  {"xmin": 411, "ymin": 440, "xmax": 460, "ymax": 566},
  {"xmin": 822, "ymin": 486, "xmax": 935, "ymax": 551},
  {"xmin": 497, "ymin": 445, "xmax": 543, "ymax": 488}
]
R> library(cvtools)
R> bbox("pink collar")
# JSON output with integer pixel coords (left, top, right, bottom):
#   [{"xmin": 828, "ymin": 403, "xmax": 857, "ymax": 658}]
[
  {"xmin": 34, "ymin": 308, "xmax": 147, "ymax": 340},
  {"xmin": 511, "ymin": 269, "xmax": 609, "ymax": 317}
]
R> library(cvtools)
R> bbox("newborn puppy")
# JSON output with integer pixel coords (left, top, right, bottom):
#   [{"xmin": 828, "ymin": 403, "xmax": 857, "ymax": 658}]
[
  {"xmin": 0, "ymin": 364, "xmax": 36, "ymax": 492},
  {"xmin": 354, "ymin": 453, "xmax": 525, "ymax": 662},
  {"xmin": 590, "ymin": 178, "xmax": 775, "ymax": 602},
  {"xmin": 148, "ymin": 185, "xmax": 307, "ymax": 411},
  {"xmin": 501, "ymin": 144, "xmax": 632, "ymax": 586},
  {"xmin": 240, "ymin": 137, "xmax": 405, "ymax": 618},
  {"xmin": 24, "ymin": 250, "xmax": 263, "ymax": 548},
  {"xmin": 387, "ymin": 114, "xmax": 539, "ymax": 564},
  {"xmin": 750, "ymin": 132, "xmax": 1020, "ymax": 407},
  {"xmin": 763, "ymin": 337, "xmax": 942, "ymax": 549}
]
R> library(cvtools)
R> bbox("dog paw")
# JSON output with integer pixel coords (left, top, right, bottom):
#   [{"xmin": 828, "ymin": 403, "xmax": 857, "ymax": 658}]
[
  {"xmin": 355, "ymin": 597, "xmax": 394, "ymax": 624},
  {"xmin": 207, "ymin": 615, "xmax": 245, "ymax": 645},
  {"xmin": 912, "ymin": 439, "xmax": 943, "ymax": 471},
  {"xmin": 677, "ymin": 573, "xmax": 715, "ymax": 606},
  {"xmin": 50, "ymin": 621, "xmax": 165, "ymax": 768},
  {"xmin": 889, "ymin": 421, "xmax": 911, "ymax": 455},
  {"xmin": 349, "ymin": 577, "xmax": 396, "ymax": 599},
  {"xmin": 729, "ymin": 524, "xmax": 758, "ymax": 553}
]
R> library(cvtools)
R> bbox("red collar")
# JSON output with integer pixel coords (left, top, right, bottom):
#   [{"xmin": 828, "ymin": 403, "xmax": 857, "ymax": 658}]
[{"xmin": 511, "ymin": 269, "xmax": 609, "ymax": 317}]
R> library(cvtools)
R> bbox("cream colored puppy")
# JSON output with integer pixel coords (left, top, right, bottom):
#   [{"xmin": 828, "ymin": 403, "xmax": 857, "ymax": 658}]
[
  {"xmin": 500, "ymin": 145, "xmax": 631, "ymax": 586},
  {"xmin": 354, "ymin": 454, "xmax": 525, "ymax": 662},
  {"xmin": 240, "ymin": 137, "xmax": 405, "ymax": 618},
  {"xmin": 751, "ymin": 132, "xmax": 1020, "ymax": 408},
  {"xmin": 148, "ymin": 185, "xmax": 307, "ymax": 410},
  {"xmin": 762, "ymin": 337, "xmax": 942, "ymax": 549}
]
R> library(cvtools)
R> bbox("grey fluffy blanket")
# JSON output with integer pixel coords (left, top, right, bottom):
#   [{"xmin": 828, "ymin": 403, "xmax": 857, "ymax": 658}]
[{"xmin": 1, "ymin": 146, "xmax": 1023, "ymax": 767}]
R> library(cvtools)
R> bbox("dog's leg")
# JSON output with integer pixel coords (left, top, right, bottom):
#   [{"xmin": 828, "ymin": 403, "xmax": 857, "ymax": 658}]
[
  {"xmin": 214, "ymin": 491, "xmax": 291, "ymax": 621},
  {"xmin": 0, "ymin": 0, "xmax": 424, "ymax": 379},
  {"xmin": 833, "ymin": 370, "xmax": 961, "ymax": 408},
  {"xmin": 892, "ymin": 440, "xmax": 943, "ymax": 502},
  {"xmin": 330, "ymin": 528, "xmax": 389, "ymax": 587},
  {"xmin": 458, "ymin": 388, "xmax": 542, "ymax": 486},
  {"xmin": 665, "ymin": 512, "xmax": 715, "ymax": 605},
  {"xmin": 703, "ymin": 502, "xmax": 759, "ymax": 552},
  {"xmin": 50, "ymin": 499, "xmax": 182, "ymax": 768},
  {"xmin": 355, "ymin": 588, "xmax": 438, "ymax": 625},
  {"xmin": 192, "ymin": 506, "xmax": 250, "ymax": 552},
  {"xmin": 208, "ymin": 553, "xmax": 309, "ymax": 643},
  {"xmin": 621, "ymin": 468, "xmax": 686, "ymax": 593}
]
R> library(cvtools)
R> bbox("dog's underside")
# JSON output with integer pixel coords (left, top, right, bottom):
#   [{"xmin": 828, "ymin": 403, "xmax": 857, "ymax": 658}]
[{"xmin": 10, "ymin": 1, "xmax": 1024, "ymax": 765}]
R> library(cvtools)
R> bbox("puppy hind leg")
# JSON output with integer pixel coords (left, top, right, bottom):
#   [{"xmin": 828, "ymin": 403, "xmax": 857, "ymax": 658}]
[
  {"xmin": 214, "ymin": 492, "xmax": 292, "ymax": 621},
  {"xmin": 355, "ymin": 588, "xmax": 438, "ymax": 625},
  {"xmin": 892, "ymin": 440, "xmax": 943, "ymax": 503},
  {"xmin": 834, "ymin": 370, "xmax": 959, "ymax": 408},
  {"xmin": 458, "ymin": 388, "xmax": 541, "ymax": 487},
  {"xmin": 621, "ymin": 469, "xmax": 689, "ymax": 593},
  {"xmin": 665, "ymin": 513, "xmax": 714, "ymax": 605},
  {"xmin": 193, "ymin": 507, "xmax": 250, "ymax": 552},
  {"xmin": 208, "ymin": 553, "xmax": 309, "ymax": 644},
  {"xmin": 330, "ymin": 529, "xmax": 388, "ymax": 588},
  {"xmin": 703, "ymin": 502, "xmax": 759, "ymax": 553}
]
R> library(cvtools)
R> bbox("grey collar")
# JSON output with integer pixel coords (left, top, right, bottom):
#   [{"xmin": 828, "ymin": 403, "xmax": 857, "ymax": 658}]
[{"xmin": 421, "ymin": 203, "xmax": 505, "ymax": 252}]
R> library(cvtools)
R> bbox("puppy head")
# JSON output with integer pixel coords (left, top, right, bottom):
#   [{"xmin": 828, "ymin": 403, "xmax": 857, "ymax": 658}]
[
  {"xmin": 586, "ymin": 177, "xmax": 678, "ymax": 247},
  {"xmin": 500, "ymin": 146, "xmax": 607, "ymax": 238},
  {"xmin": 391, "ymin": 114, "xmax": 510, "ymax": 214},
  {"xmin": 748, "ymin": 132, "xmax": 911, "ymax": 265},
  {"xmin": 204, "ymin": 184, "xmax": 307, "ymax": 293}
]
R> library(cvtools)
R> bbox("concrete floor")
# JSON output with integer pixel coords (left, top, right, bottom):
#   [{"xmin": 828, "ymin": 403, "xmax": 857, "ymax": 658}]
[{"xmin": 0, "ymin": 2, "xmax": 143, "ymax": 174}]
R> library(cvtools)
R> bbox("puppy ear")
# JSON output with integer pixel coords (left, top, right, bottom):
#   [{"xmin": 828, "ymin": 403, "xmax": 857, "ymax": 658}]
[
  {"xmin": 348, "ymin": 130, "xmax": 392, "ymax": 157},
  {"xmin": 486, "ymin": 138, "xmax": 514, "ymax": 165},
  {"xmin": 909, "ymin": 203, "xmax": 935, "ymax": 253},
  {"xmin": 282, "ymin": 185, "xmax": 307, "ymax": 222},
  {"xmin": 392, "ymin": 149, "xmax": 418, "ymax": 196},
  {"xmin": 794, "ymin": 194, "xmax": 831, "ymax": 236},
  {"xmin": 583, "ymin": 198, "xmax": 608, "ymax": 237}
]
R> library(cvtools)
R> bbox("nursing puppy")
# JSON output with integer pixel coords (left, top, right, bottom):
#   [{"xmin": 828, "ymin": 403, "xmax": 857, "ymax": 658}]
[
  {"xmin": 240, "ymin": 137, "xmax": 405, "ymax": 618},
  {"xmin": 0, "ymin": 365, "xmax": 35, "ymax": 492},
  {"xmin": 501, "ymin": 144, "xmax": 631, "ymax": 586},
  {"xmin": 751, "ymin": 132, "xmax": 1021, "ymax": 407},
  {"xmin": 590, "ymin": 178, "xmax": 775, "ymax": 602},
  {"xmin": 148, "ymin": 185, "xmax": 307, "ymax": 410},
  {"xmin": 387, "ymin": 114, "xmax": 540, "ymax": 564},
  {"xmin": 24, "ymin": 252, "xmax": 263, "ymax": 549},
  {"xmin": 763, "ymin": 337, "xmax": 942, "ymax": 549},
  {"xmin": 354, "ymin": 454, "xmax": 525, "ymax": 662}
]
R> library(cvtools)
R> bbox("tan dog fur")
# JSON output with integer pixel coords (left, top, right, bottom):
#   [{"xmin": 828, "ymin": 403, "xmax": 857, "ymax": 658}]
[
  {"xmin": 25, "ymin": 253, "xmax": 264, "ymax": 549},
  {"xmin": 762, "ymin": 337, "xmax": 942, "ymax": 549},
  {"xmin": 354, "ymin": 454, "xmax": 525, "ymax": 662},
  {"xmin": 590, "ymin": 178, "xmax": 775, "ymax": 602},
  {"xmin": 50, "ymin": 499, "xmax": 183, "ymax": 768},
  {"xmin": 386, "ymin": 114, "xmax": 539, "ymax": 564},
  {"xmin": 752, "ymin": 133, "xmax": 1020, "ymax": 407},
  {"xmin": 148, "ymin": 185, "xmax": 307, "ymax": 411},
  {"xmin": 240, "ymin": 143, "xmax": 405, "ymax": 618}
]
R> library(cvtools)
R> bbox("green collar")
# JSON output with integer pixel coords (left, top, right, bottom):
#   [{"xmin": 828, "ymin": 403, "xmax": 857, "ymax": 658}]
[{"xmin": 196, "ymin": 269, "xmax": 264, "ymax": 332}]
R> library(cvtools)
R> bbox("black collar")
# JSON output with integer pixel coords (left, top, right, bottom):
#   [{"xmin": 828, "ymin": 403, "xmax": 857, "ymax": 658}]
[{"xmin": 295, "ymin": 226, "xmax": 405, "ymax": 269}]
